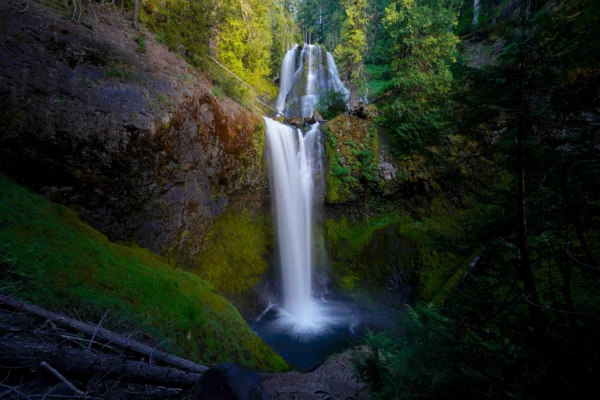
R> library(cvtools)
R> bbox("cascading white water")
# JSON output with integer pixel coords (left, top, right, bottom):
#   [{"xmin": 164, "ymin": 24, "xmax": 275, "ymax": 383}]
[
  {"xmin": 276, "ymin": 45, "xmax": 298, "ymax": 114},
  {"xmin": 473, "ymin": 0, "xmax": 481, "ymax": 26},
  {"xmin": 262, "ymin": 44, "xmax": 353, "ymax": 337},
  {"xmin": 280, "ymin": 43, "xmax": 349, "ymax": 118},
  {"xmin": 326, "ymin": 52, "xmax": 340, "ymax": 76},
  {"xmin": 326, "ymin": 52, "xmax": 350, "ymax": 100},
  {"xmin": 264, "ymin": 117, "xmax": 327, "ymax": 332},
  {"xmin": 302, "ymin": 44, "xmax": 319, "ymax": 118}
]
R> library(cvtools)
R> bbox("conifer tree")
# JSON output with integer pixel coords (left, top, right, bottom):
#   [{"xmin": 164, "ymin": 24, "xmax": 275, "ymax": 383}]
[
  {"xmin": 334, "ymin": 0, "xmax": 370, "ymax": 108},
  {"xmin": 382, "ymin": 0, "xmax": 461, "ymax": 146}
]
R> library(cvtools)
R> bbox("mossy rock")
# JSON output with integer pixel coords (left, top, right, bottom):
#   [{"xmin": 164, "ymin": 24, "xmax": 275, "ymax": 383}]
[
  {"xmin": 325, "ymin": 198, "xmax": 475, "ymax": 303},
  {"xmin": 323, "ymin": 113, "xmax": 379, "ymax": 203},
  {"xmin": 195, "ymin": 208, "xmax": 272, "ymax": 295}
]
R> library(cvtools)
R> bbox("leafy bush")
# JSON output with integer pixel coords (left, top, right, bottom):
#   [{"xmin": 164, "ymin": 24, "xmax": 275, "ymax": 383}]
[
  {"xmin": 136, "ymin": 35, "xmax": 147, "ymax": 53},
  {"xmin": 354, "ymin": 306, "xmax": 507, "ymax": 400},
  {"xmin": 317, "ymin": 89, "xmax": 347, "ymax": 120},
  {"xmin": 211, "ymin": 86, "xmax": 225, "ymax": 100}
]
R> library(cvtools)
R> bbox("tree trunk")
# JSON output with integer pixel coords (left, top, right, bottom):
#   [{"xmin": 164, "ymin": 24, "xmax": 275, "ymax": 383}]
[
  {"xmin": 560, "ymin": 163, "xmax": 595, "ymax": 267},
  {"xmin": 133, "ymin": 0, "xmax": 139, "ymax": 30},
  {"xmin": 516, "ymin": 108, "xmax": 544, "ymax": 337},
  {"xmin": 516, "ymin": 0, "xmax": 544, "ymax": 337},
  {"xmin": 561, "ymin": 224, "xmax": 576, "ymax": 328},
  {"xmin": 208, "ymin": 1, "xmax": 223, "ymax": 57}
]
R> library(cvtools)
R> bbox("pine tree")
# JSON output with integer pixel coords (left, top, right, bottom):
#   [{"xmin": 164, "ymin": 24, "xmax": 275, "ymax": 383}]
[
  {"xmin": 334, "ymin": 0, "xmax": 370, "ymax": 108},
  {"xmin": 382, "ymin": 0, "xmax": 461, "ymax": 146}
]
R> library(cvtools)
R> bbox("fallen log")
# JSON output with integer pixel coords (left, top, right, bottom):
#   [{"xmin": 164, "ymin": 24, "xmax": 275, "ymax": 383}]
[
  {"xmin": 0, "ymin": 337, "xmax": 201, "ymax": 388},
  {"xmin": 0, "ymin": 295, "xmax": 208, "ymax": 374}
]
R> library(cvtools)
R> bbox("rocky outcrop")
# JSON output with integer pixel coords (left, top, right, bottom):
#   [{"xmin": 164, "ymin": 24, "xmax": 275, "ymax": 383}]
[
  {"xmin": 322, "ymin": 110, "xmax": 435, "ymax": 205},
  {"xmin": 0, "ymin": 1, "xmax": 269, "ymax": 276},
  {"xmin": 261, "ymin": 349, "xmax": 369, "ymax": 400},
  {"xmin": 321, "ymin": 110, "xmax": 464, "ymax": 304}
]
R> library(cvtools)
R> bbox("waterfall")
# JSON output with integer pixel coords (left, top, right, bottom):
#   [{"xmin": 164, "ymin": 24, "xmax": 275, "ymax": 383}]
[
  {"xmin": 473, "ymin": 0, "xmax": 481, "ymax": 26},
  {"xmin": 301, "ymin": 44, "xmax": 319, "ymax": 118},
  {"xmin": 276, "ymin": 45, "xmax": 298, "ymax": 114},
  {"xmin": 264, "ymin": 118, "xmax": 324, "ymax": 331},
  {"xmin": 326, "ymin": 52, "xmax": 349, "ymax": 100},
  {"xmin": 280, "ymin": 43, "xmax": 348, "ymax": 118},
  {"xmin": 262, "ymin": 44, "xmax": 351, "ymax": 336}
]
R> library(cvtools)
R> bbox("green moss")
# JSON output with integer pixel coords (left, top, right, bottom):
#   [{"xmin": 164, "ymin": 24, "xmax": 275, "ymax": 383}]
[
  {"xmin": 104, "ymin": 65, "xmax": 147, "ymax": 84},
  {"xmin": 157, "ymin": 94, "xmax": 173, "ymax": 107},
  {"xmin": 325, "ymin": 197, "xmax": 477, "ymax": 302},
  {"xmin": 325, "ymin": 213, "xmax": 410, "ymax": 291},
  {"xmin": 323, "ymin": 113, "xmax": 380, "ymax": 203},
  {"xmin": 211, "ymin": 86, "xmax": 225, "ymax": 100},
  {"xmin": 196, "ymin": 209, "xmax": 271, "ymax": 295},
  {"xmin": 0, "ymin": 176, "xmax": 286, "ymax": 371},
  {"xmin": 252, "ymin": 122, "xmax": 265, "ymax": 162},
  {"xmin": 136, "ymin": 35, "xmax": 147, "ymax": 53}
]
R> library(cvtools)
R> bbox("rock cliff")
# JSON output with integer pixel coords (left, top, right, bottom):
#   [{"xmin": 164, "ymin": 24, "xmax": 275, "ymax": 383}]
[{"xmin": 0, "ymin": 1, "xmax": 270, "ymax": 300}]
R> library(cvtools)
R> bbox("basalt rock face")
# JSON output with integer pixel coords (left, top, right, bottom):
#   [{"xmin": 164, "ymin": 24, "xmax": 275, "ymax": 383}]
[{"xmin": 0, "ymin": 1, "xmax": 269, "ymax": 276}]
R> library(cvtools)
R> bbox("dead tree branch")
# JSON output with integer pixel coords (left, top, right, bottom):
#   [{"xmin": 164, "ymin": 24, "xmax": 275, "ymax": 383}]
[
  {"xmin": 0, "ymin": 383, "xmax": 32, "ymax": 400},
  {"xmin": 40, "ymin": 361, "xmax": 85, "ymax": 396},
  {"xmin": 0, "ymin": 295, "xmax": 208, "ymax": 374},
  {"xmin": 86, "ymin": 310, "xmax": 109, "ymax": 352}
]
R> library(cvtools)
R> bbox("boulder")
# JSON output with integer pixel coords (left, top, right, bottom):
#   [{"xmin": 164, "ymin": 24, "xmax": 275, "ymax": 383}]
[
  {"xmin": 313, "ymin": 109, "xmax": 325, "ymax": 123},
  {"xmin": 187, "ymin": 363, "xmax": 271, "ymax": 400},
  {"xmin": 350, "ymin": 104, "xmax": 377, "ymax": 119},
  {"xmin": 303, "ymin": 110, "xmax": 324, "ymax": 125},
  {"xmin": 287, "ymin": 116, "xmax": 304, "ymax": 128}
]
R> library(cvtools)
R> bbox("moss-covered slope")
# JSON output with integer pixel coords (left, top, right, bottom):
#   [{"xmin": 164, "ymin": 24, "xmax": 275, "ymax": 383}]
[
  {"xmin": 195, "ymin": 208, "xmax": 272, "ymax": 295},
  {"xmin": 0, "ymin": 176, "xmax": 287, "ymax": 372}
]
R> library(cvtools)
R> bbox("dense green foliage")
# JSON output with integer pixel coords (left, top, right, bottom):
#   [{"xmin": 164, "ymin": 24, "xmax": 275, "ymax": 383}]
[
  {"xmin": 0, "ymin": 176, "xmax": 287, "ymax": 371},
  {"xmin": 382, "ymin": 0, "xmax": 461, "ymax": 146},
  {"xmin": 316, "ymin": 88, "xmax": 348, "ymax": 119},
  {"xmin": 333, "ymin": 0, "xmax": 370, "ymax": 106},
  {"xmin": 139, "ymin": 0, "xmax": 298, "ymax": 100},
  {"xmin": 348, "ymin": 0, "xmax": 600, "ymax": 398},
  {"xmin": 364, "ymin": 63, "xmax": 392, "ymax": 98},
  {"xmin": 297, "ymin": 0, "xmax": 342, "ymax": 48}
]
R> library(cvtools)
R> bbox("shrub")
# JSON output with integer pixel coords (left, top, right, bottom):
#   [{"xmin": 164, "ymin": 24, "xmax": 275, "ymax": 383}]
[
  {"xmin": 136, "ymin": 35, "xmax": 147, "ymax": 53},
  {"xmin": 316, "ymin": 89, "xmax": 347, "ymax": 120}
]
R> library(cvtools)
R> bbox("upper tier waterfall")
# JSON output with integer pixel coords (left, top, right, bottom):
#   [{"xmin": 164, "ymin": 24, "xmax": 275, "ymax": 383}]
[
  {"xmin": 276, "ymin": 45, "xmax": 298, "ymax": 114},
  {"xmin": 276, "ymin": 44, "xmax": 348, "ymax": 118}
]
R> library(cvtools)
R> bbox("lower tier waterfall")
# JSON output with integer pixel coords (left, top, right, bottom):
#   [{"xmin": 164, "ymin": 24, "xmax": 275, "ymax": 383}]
[{"xmin": 263, "ymin": 117, "xmax": 324, "ymax": 332}]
